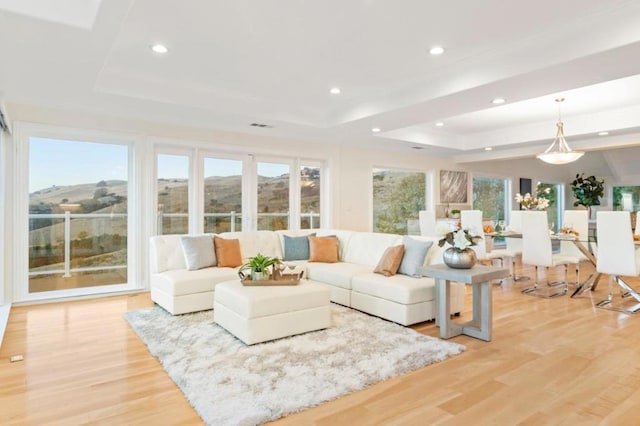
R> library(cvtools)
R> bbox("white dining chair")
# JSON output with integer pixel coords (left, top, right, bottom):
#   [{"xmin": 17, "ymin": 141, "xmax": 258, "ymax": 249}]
[
  {"xmin": 521, "ymin": 211, "xmax": 580, "ymax": 298},
  {"xmin": 595, "ymin": 211, "xmax": 640, "ymax": 313},
  {"xmin": 560, "ymin": 210, "xmax": 590, "ymax": 283},
  {"xmin": 490, "ymin": 210, "xmax": 528, "ymax": 281},
  {"xmin": 460, "ymin": 210, "xmax": 505, "ymax": 270},
  {"xmin": 418, "ymin": 210, "xmax": 438, "ymax": 237}
]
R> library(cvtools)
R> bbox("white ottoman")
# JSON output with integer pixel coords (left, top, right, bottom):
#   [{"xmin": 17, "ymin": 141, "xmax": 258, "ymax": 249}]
[{"xmin": 213, "ymin": 280, "xmax": 331, "ymax": 345}]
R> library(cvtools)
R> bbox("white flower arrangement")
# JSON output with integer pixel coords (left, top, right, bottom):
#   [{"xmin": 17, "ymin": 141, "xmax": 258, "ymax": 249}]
[
  {"xmin": 438, "ymin": 226, "xmax": 482, "ymax": 252},
  {"xmin": 515, "ymin": 189, "xmax": 550, "ymax": 210}
]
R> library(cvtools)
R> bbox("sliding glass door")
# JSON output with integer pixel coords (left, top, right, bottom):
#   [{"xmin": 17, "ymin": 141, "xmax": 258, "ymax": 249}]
[{"xmin": 27, "ymin": 136, "xmax": 130, "ymax": 295}]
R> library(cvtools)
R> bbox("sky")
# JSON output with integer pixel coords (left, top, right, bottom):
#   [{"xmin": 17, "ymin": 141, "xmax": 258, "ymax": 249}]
[
  {"xmin": 29, "ymin": 137, "xmax": 128, "ymax": 193},
  {"xmin": 29, "ymin": 137, "xmax": 292, "ymax": 193}
]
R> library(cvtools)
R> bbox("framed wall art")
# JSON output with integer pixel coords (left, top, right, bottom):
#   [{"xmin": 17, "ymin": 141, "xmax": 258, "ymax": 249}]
[{"xmin": 439, "ymin": 170, "xmax": 468, "ymax": 203}]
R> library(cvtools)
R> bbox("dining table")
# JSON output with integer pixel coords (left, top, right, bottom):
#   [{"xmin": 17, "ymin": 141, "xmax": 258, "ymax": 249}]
[{"xmin": 486, "ymin": 230, "xmax": 604, "ymax": 298}]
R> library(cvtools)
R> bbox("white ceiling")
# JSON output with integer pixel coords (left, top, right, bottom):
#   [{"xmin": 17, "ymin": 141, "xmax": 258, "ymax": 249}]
[{"xmin": 1, "ymin": 0, "xmax": 640, "ymax": 163}]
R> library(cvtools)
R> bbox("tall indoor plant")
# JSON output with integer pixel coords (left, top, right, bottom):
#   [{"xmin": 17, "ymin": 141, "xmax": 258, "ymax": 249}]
[{"xmin": 570, "ymin": 173, "xmax": 604, "ymax": 217}]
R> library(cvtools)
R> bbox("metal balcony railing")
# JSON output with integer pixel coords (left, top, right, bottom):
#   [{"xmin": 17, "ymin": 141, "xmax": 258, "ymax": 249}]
[
  {"xmin": 29, "ymin": 210, "xmax": 321, "ymax": 278},
  {"xmin": 28, "ymin": 211, "xmax": 127, "ymax": 278},
  {"xmin": 157, "ymin": 211, "xmax": 321, "ymax": 234}
]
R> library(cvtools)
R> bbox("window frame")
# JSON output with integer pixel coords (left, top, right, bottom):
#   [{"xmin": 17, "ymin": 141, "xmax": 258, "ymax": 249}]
[
  {"xmin": 12, "ymin": 122, "xmax": 142, "ymax": 302},
  {"xmin": 536, "ymin": 180, "xmax": 565, "ymax": 230},
  {"xmin": 611, "ymin": 183, "xmax": 640, "ymax": 211},
  {"xmin": 199, "ymin": 151, "xmax": 247, "ymax": 233},
  {"xmin": 155, "ymin": 147, "xmax": 195, "ymax": 235},
  {"xmin": 471, "ymin": 173, "xmax": 510, "ymax": 223},
  {"xmin": 370, "ymin": 165, "xmax": 430, "ymax": 234}
]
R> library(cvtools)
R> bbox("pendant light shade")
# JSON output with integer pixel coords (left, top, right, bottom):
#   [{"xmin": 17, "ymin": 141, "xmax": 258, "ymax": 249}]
[{"xmin": 537, "ymin": 98, "xmax": 584, "ymax": 165}]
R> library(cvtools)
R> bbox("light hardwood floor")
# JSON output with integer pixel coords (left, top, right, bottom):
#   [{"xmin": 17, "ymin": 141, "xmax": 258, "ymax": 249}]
[{"xmin": 3, "ymin": 263, "xmax": 640, "ymax": 425}]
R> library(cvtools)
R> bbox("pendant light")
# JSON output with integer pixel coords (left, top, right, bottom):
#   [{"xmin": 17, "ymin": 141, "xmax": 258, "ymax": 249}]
[{"xmin": 536, "ymin": 98, "xmax": 584, "ymax": 164}]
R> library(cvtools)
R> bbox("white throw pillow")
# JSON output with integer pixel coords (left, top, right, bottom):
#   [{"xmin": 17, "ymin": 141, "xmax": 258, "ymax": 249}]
[{"xmin": 181, "ymin": 235, "xmax": 216, "ymax": 270}]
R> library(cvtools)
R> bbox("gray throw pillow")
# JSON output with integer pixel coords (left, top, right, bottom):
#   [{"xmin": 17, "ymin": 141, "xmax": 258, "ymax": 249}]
[
  {"xmin": 181, "ymin": 235, "xmax": 216, "ymax": 270},
  {"xmin": 398, "ymin": 236, "xmax": 433, "ymax": 277},
  {"xmin": 283, "ymin": 233, "xmax": 315, "ymax": 260}
]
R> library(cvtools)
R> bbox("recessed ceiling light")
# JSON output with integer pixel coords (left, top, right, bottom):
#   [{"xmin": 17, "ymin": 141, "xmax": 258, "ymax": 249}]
[
  {"xmin": 435, "ymin": 121, "xmax": 444, "ymax": 127},
  {"xmin": 429, "ymin": 46, "xmax": 445, "ymax": 55},
  {"xmin": 329, "ymin": 87, "xmax": 341, "ymax": 94},
  {"xmin": 598, "ymin": 131, "xmax": 609, "ymax": 136},
  {"xmin": 485, "ymin": 147, "xmax": 493, "ymax": 151},
  {"xmin": 151, "ymin": 44, "xmax": 168, "ymax": 54},
  {"xmin": 371, "ymin": 127, "xmax": 381, "ymax": 133},
  {"xmin": 491, "ymin": 98, "xmax": 506, "ymax": 105}
]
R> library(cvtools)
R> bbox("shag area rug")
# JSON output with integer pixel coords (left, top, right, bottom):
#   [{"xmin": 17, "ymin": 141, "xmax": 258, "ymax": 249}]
[{"xmin": 124, "ymin": 304, "xmax": 465, "ymax": 425}]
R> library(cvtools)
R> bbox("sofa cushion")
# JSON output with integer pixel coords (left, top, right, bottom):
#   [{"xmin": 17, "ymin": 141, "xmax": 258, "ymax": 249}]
[
  {"xmin": 306, "ymin": 262, "xmax": 373, "ymax": 289},
  {"xmin": 219, "ymin": 231, "xmax": 283, "ymax": 260},
  {"xmin": 342, "ymin": 232, "xmax": 403, "ymax": 267},
  {"xmin": 351, "ymin": 273, "xmax": 436, "ymax": 304},
  {"xmin": 214, "ymin": 236, "xmax": 243, "ymax": 267},
  {"xmin": 150, "ymin": 235, "xmax": 188, "ymax": 273},
  {"xmin": 398, "ymin": 236, "xmax": 433, "ymax": 276},
  {"xmin": 151, "ymin": 267, "xmax": 239, "ymax": 296},
  {"xmin": 283, "ymin": 233, "xmax": 315, "ymax": 260},
  {"xmin": 308, "ymin": 236, "xmax": 339, "ymax": 263},
  {"xmin": 181, "ymin": 235, "xmax": 216, "ymax": 270},
  {"xmin": 374, "ymin": 245, "xmax": 405, "ymax": 277}
]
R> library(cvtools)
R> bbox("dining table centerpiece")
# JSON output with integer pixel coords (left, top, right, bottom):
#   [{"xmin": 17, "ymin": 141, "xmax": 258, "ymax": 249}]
[
  {"xmin": 515, "ymin": 188, "xmax": 551, "ymax": 210},
  {"xmin": 437, "ymin": 224, "xmax": 482, "ymax": 269}
]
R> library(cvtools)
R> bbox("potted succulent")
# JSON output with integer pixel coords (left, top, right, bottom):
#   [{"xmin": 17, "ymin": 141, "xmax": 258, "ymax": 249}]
[
  {"xmin": 238, "ymin": 253, "xmax": 281, "ymax": 281},
  {"xmin": 570, "ymin": 173, "xmax": 604, "ymax": 217},
  {"xmin": 450, "ymin": 209, "xmax": 461, "ymax": 219}
]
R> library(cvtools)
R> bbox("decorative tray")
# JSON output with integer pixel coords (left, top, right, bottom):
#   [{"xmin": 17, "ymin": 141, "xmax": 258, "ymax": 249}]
[{"xmin": 241, "ymin": 272, "xmax": 302, "ymax": 286}]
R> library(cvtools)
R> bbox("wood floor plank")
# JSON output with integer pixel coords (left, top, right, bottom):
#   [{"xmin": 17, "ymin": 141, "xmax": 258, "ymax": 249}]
[{"xmin": 3, "ymin": 263, "xmax": 640, "ymax": 424}]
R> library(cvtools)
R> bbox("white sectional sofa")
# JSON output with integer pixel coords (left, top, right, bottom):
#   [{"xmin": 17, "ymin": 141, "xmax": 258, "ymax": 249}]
[{"xmin": 149, "ymin": 229, "xmax": 466, "ymax": 325}]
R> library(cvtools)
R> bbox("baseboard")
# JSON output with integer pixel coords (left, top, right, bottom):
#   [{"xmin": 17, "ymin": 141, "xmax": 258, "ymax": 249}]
[
  {"xmin": 10, "ymin": 289, "xmax": 148, "ymax": 307},
  {"xmin": 0, "ymin": 304, "xmax": 11, "ymax": 349}
]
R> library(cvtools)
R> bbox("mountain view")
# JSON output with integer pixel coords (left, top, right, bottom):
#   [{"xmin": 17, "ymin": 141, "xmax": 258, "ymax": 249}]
[{"xmin": 28, "ymin": 170, "xmax": 320, "ymax": 292}]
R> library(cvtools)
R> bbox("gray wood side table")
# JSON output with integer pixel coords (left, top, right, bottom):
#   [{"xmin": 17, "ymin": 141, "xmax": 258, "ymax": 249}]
[{"xmin": 418, "ymin": 264, "xmax": 509, "ymax": 341}]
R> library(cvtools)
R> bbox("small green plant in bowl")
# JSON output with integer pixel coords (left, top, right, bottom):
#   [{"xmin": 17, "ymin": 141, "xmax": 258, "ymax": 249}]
[{"xmin": 238, "ymin": 253, "xmax": 281, "ymax": 280}]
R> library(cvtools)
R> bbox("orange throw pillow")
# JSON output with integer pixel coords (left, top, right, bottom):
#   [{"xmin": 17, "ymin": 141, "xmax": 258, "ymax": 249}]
[
  {"xmin": 214, "ymin": 236, "xmax": 243, "ymax": 267},
  {"xmin": 308, "ymin": 236, "xmax": 339, "ymax": 263},
  {"xmin": 374, "ymin": 245, "xmax": 405, "ymax": 277}
]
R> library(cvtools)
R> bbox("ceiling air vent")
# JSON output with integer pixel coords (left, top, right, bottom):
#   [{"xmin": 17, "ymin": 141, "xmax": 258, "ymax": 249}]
[{"xmin": 250, "ymin": 122, "xmax": 274, "ymax": 129}]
